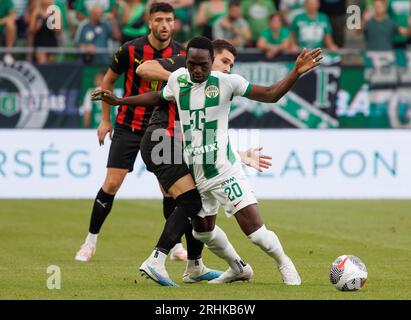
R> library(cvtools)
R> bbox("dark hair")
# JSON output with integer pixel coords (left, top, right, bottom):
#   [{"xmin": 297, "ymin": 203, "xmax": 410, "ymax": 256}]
[
  {"xmin": 212, "ymin": 39, "xmax": 237, "ymax": 58},
  {"xmin": 186, "ymin": 36, "xmax": 214, "ymax": 60},
  {"xmin": 229, "ymin": 0, "xmax": 240, "ymax": 7},
  {"xmin": 149, "ymin": 2, "xmax": 174, "ymax": 15}
]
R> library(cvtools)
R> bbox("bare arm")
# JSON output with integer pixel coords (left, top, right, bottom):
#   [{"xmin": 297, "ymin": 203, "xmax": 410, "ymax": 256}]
[
  {"xmin": 96, "ymin": 69, "xmax": 119, "ymax": 145},
  {"xmin": 92, "ymin": 89, "xmax": 163, "ymax": 108},
  {"xmin": 289, "ymin": 32, "xmax": 299, "ymax": 53},
  {"xmin": 399, "ymin": 26, "xmax": 411, "ymax": 37},
  {"xmin": 136, "ymin": 60, "xmax": 171, "ymax": 81},
  {"xmin": 324, "ymin": 34, "xmax": 339, "ymax": 52},
  {"xmin": 246, "ymin": 48, "xmax": 322, "ymax": 103},
  {"xmin": 195, "ymin": 2, "xmax": 209, "ymax": 27}
]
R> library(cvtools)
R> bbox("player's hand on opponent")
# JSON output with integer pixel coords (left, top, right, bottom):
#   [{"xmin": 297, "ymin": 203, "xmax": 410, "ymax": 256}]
[
  {"xmin": 91, "ymin": 88, "xmax": 121, "ymax": 106},
  {"xmin": 295, "ymin": 48, "xmax": 323, "ymax": 76},
  {"xmin": 240, "ymin": 147, "xmax": 272, "ymax": 172}
]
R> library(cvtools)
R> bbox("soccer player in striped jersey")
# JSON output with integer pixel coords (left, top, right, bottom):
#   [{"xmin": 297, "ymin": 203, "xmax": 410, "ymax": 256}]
[
  {"xmin": 75, "ymin": 2, "xmax": 189, "ymax": 263},
  {"xmin": 135, "ymin": 40, "xmax": 272, "ymax": 286},
  {"xmin": 93, "ymin": 36, "xmax": 322, "ymax": 286}
]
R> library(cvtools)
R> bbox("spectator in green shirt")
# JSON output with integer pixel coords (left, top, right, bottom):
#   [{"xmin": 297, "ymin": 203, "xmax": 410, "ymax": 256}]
[
  {"xmin": 289, "ymin": 0, "xmax": 338, "ymax": 52},
  {"xmin": 279, "ymin": 0, "xmax": 305, "ymax": 26},
  {"xmin": 75, "ymin": 0, "xmax": 117, "ymax": 22},
  {"xmin": 387, "ymin": 0, "xmax": 411, "ymax": 47},
  {"xmin": 257, "ymin": 13, "xmax": 290, "ymax": 59},
  {"xmin": 118, "ymin": 0, "xmax": 148, "ymax": 43},
  {"xmin": 363, "ymin": 0, "xmax": 410, "ymax": 51},
  {"xmin": 240, "ymin": 0, "xmax": 276, "ymax": 44},
  {"xmin": 0, "ymin": 0, "xmax": 16, "ymax": 63},
  {"xmin": 213, "ymin": 0, "xmax": 251, "ymax": 49}
]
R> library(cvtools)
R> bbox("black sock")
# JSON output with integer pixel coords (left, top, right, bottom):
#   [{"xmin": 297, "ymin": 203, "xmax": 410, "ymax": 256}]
[
  {"xmin": 163, "ymin": 197, "xmax": 182, "ymax": 245},
  {"xmin": 155, "ymin": 189, "xmax": 202, "ymax": 254},
  {"xmin": 88, "ymin": 188, "xmax": 115, "ymax": 234},
  {"xmin": 185, "ymin": 221, "xmax": 203, "ymax": 260},
  {"xmin": 156, "ymin": 206, "xmax": 189, "ymax": 253}
]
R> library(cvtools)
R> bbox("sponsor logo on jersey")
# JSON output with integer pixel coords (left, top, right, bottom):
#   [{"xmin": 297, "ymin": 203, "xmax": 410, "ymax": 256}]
[
  {"xmin": 185, "ymin": 142, "xmax": 219, "ymax": 156},
  {"xmin": 177, "ymin": 75, "xmax": 189, "ymax": 88}
]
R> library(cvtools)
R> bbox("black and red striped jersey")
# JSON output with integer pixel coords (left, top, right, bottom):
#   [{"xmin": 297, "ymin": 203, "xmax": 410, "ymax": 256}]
[
  {"xmin": 110, "ymin": 36, "xmax": 185, "ymax": 132},
  {"xmin": 148, "ymin": 55, "xmax": 186, "ymax": 135}
]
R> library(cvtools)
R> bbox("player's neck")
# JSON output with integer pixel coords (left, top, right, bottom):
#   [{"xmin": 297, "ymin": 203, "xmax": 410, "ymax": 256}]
[{"xmin": 147, "ymin": 34, "xmax": 171, "ymax": 51}]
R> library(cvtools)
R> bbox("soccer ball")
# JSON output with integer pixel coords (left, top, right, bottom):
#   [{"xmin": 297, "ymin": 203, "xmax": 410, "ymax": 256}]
[{"xmin": 329, "ymin": 255, "xmax": 368, "ymax": 291}]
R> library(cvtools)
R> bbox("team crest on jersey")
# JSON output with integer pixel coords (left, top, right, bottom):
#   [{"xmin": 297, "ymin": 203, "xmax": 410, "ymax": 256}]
[{"xmin": 205, "ymin": 85, "xmax": 219, "ymax": 99}]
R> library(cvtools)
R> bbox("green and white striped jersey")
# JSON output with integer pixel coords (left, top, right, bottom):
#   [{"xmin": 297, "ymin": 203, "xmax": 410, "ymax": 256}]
[{"xmin": 161, "ymin": 68, "xmax": 252, "ymax": 184}]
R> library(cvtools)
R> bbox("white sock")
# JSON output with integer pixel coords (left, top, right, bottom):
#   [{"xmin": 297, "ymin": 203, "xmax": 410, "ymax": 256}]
[
  {"xmin": 149, "ymin": 249, "xmax": 167, "ymax": 266},
  {"xmin": 193, "ymin": 225, "xmax": 244, "ymax": 273},
  {"xmin": 248, "ymin": 225, "xmax": 288, "ymax": 266},
  {"xmin": 186, "ymin": 257, "xmax": 204, "ymax": 270},
  {"xmin": 86, "ymin": 233, "xmax": 98, "ymax": 245}
]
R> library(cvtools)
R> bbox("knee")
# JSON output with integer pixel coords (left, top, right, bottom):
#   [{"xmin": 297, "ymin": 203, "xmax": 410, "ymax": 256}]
[
  {"xmin": 175, "ymin": 189, "xmax": 202, "ymax": 219},
  {"xmin": 103, "ymin": 175, "xmax": 123, "ymax": 194},
  {"xmin": 248, "ymin": 225, "xmax": 274, "ymax": 248},
  {"xmin": 192, "ymin": 228, "xmax": 215, "ymax": 243}
]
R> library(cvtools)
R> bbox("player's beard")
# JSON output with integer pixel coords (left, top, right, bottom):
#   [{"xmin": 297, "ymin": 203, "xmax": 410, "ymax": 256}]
[{"xmin": 152, "ymin": 28, "xmax": 172, "ymax": 43}]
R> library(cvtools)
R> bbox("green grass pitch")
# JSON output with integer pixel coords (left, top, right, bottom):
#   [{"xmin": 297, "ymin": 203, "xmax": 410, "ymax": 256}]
[{"xmin": 0, "ymin": 200, "xmax": 410, "ymax": 300}]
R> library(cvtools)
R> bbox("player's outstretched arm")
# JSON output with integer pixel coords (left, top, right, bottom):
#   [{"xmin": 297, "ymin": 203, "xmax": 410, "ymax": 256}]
[
  {"xmin": 246, "ymin": 48, "xmax": 323, "ymax": 103},
  {"xmin": 91, "ymin": 89, "xmax": 163, "ymax": 108}
]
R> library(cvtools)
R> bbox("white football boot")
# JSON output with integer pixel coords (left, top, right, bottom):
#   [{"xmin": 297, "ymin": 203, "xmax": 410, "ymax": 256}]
[
  {"xmin": 183, "ymin": 265, "xmax": 223, "ymax": 283},
  {"xmin": 278, "ymin": 256, "xmax": 301, "ymax": 285},
  {"xmin": 75, "ymin": 242, "xmax": 96, "ymax": 262},
  {"xmin": 139, "ymin": 259, "xmax": 178, "ymax": 287},
  {"xmin": 208, "ymin": 263, "xmax": 254, "ymax": 284}
]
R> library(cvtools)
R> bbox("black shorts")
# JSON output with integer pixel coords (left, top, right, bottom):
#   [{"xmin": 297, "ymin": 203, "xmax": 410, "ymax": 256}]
[
  {"xmin": 141, "ymin": 125, "xmax": 190, "ymax": 192},
  {"xmin": 107, "ymin": 124, "xmax": 143, "ymax": 172}
]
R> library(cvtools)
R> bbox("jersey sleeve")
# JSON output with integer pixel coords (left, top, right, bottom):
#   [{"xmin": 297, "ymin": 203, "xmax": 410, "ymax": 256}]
[
  {"xmin": 229, "ymin": 74, "xmax": 252, "ymax": 97},
  {"xmin": 158, "ymin": 55, "xmax": 186, "ymax": 72},
  {"xmin": 160, "ymin": 70, "xmax": 179, "ymax": 101},
  {"xmin": 109, "ymin": 44, "xmax": 129, "ymax": 75}
]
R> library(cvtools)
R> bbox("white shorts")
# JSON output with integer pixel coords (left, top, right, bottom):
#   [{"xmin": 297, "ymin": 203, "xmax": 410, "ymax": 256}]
[{"xmin": 197, "ymin": 163, "xmax": 257, "ymax": 218}]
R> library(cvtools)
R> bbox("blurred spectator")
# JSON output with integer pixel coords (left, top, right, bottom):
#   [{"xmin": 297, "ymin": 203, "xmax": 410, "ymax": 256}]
[
  {"xmin": 289, "ymin": 0, "xmax": 338, "ymax": 52},
  {"xmin": 387, "ymin": 0, "xmax": 411, "ymax": 48},
  {"xmin": 28, "ymin": 0, "xmax": 60, "ymax": 64},
  {"xmin": 117, "ymin": 0, "xmax": 148, "ymax": 43},
  {"xmin": 257, "ymin": 12, "xmax": 290, "ymax": 59},
  {"xmin": 75, "ymin": 0, "xmax": 117, "ymax": 22},
  {"xmin": 240, "ymin": 0, "xmax": 276, "ymax": 45},
  {"xmin": 75, "ymin": 4, "xmax": 121, "ymax": 64},
  {"xmin": 213, "ymin": 0, "xmax": 251, "ymax": 49},
  {"xmin": 81, "ymin": 71, "xmax": 117, "ymax": 128},
  {"xmin": 279, "ymin": 0, "xmax": 305, "ymax": 26},
  {"xmin": 0, "ymin": 0, "xmax": 17, "ymax": 63},
  {"xmin": 13, "ymin": 0, "xmax": 30, "ymax": 40},
  {"xmin": 195, "ymin": 0, "xmax": 227, "ymax": 39},
  {"xmin": 166, "ymin": 0, "xmax": 195, "ymax": 45},
  {"xmin": 363, "ymin": 0, "xmax": 410, "ymax": 51},
  {"xmin": 319, "ymin": 0, "xmax": 346, "ymax": 48}
]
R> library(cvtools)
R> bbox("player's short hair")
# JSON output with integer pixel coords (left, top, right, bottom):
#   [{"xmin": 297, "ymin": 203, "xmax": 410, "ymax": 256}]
[
  {"xmin": 212, "ymin": 39, "xmax": 237, "ymax": 58},
  {"xmin": 149, "ymin": 2, "xmax": 175, "ymax": 15},
  {"xmin": 186, "ymin": 36, "xmax": 214, "ymax": 60}
]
